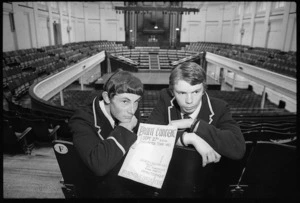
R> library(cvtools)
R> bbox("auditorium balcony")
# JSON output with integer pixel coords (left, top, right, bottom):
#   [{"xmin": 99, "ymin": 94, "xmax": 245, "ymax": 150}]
[{"xmin": 185, "ymin": 42, "xmax": 296, "ymax": 78}]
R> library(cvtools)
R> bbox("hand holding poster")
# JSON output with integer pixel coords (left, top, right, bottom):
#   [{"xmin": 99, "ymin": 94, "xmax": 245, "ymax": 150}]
[{"xmin": 118, "ymin": 123, "xmax": 178, "ymax": 189}]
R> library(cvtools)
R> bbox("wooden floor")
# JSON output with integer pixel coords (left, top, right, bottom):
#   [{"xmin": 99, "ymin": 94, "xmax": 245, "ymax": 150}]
[{"xmin": 3, "ymin": 143, "xmax": 65, "ymax": 199}]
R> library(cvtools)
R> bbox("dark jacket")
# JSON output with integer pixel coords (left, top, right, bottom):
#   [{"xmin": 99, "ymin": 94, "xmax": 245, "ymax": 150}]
[
  {"xmin": 147, "ymin": 88, "xmax": 246, "ymax": 160},
  {"xmin": 69, "ymin": 94, "xmax": 139, "ymax": 177},
  {"xmin": 69, "ymin": 95, "xmax": 158, "ymax": 197}
]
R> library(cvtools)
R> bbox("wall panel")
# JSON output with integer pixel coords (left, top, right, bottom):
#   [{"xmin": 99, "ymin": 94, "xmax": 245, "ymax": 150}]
[
  {"xmin": 252, "ymin": 21, "xmax": 264, "ymax": 47},
  {"xmin": 205, "ymin": 24, "xmax": 218, "ymax": 42},
  {"xmin": 241, "ymin": 22, "xmax": 251, "ymax": 46},
  {"xmin": 76, "ymin": 21, "xmax": 85, "ymax": 42},
  {"xmin": 37, "ymin": 15, "xmax": 50, "ymax": 47},
  {"xmin": 289, "ymin": 15, "xmax": 296, "ymax": 51},
  {"xmin": 267, "ymin": 19, "xmax": 283, "ymax": 49},
  {"xmin": 87, "ymin": 21, "xmax": 100, "ymax": 41},
  {"xmin": 86, "ymin": 3, "xmax": 100, "ymax": 19},
  {"xmin": 188, "ymin": 24, "xmax": 201, "ymax": 42},
  {"xmin": 17, "ymin": 12, "xmax": 32, "ymax": 49},
  {"xmin": 221, "ymin": 24, "xmax": 231, "ymax": 44},
  {"xmin": 2, "ymin": 12, "xmax": 16, "ymax": 51},
  {"xmin": 232, "ymin": 23, "xmax": 240, "ymax": 45},
  {"xmin": 223, "ymin": 5, "xmax": 233, "ymax": 21},
  {"xmin": 206, "ymin": 5, "xmax": 220, "ymax": 21},
  {"xmin": 105, "ymin": 22, "xmax": 117, "ymax": 41}
]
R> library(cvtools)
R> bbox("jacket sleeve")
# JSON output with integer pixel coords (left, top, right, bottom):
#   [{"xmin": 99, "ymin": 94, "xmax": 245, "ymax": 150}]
[
  {"xmin": 194, "ymin": 103, "xmax": 246, "ymax": 160},
  {"xmin": 69, "ymin": 109, "xmax": 137, "ymax": 176}
]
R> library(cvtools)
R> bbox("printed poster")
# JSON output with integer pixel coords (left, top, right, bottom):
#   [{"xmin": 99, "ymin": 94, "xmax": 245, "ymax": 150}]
[{"xmin": 118, "ymin": 123, "xmax": 177, "ymax": 189}]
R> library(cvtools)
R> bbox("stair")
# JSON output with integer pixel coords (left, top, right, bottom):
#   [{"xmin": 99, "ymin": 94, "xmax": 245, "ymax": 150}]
[{"xmin": 149, "ymin": 54, "xmax": 160, "ymax": 70}]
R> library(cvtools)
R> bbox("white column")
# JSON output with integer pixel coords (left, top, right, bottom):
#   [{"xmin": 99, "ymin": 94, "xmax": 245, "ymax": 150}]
[
  {"xmin": 263, "ymin": 2, "xmax": 272, "ymax": 48},
  {"xmin": 231, "ymin": 72, "xmax": 236, "ymax": 91},
  {"xmin": 58, "ymin": 2, "xmax": 64, "ymax": 45},
  {"xmin": 249, "ymin": 2, "xmax": 257, "ymax": 47},
  {"xmin": 107, "ymin": 54, "xmax": 111, "ymax": 73},
  {"xmin": 60, "ymin": 91, "xmax": 64, "ymax": 106},
  {"xmin": 73, "ymin": 3, "xmax": 78, "ymax": 42},
  {"xmin": 11, "ymin": 2, "xmax": 21, "ymax": 50},
  {"xmin": 47, "ymin": 2, "xmax": 54, "ymax": 46},
  {"xmin": 229, "ymin": 4, "xmax": 237, "ymax": 44},
  {"xmin": 218, "ymin": 4, "xmax": 225, "ymax": 42},
  {"xmin": 284, "ymin": 12, "xmax": 296, "ymax": 51},
  {"xmin": 32, "ymin": 2, "xmax": 40, "ymax": 47},
  {"xmin": 80, "ymin": 76, "xmax": 84, "ymax": 90},
  {"xmin": 260, "ymin": 86, "xmax": 266, "ymax": 109},
  {"xmin": 83, "ymin": 3, "xmax": 88, "ymax": 42},
  {"xmin": 280, "ymin": 2, "xmax": 291, "ymax": 50},
  {"xmin": 238, "ymin": 2, "xmax": 245, "ymax": 45},
  {"xmin": 202, "ymin": 6, "xmax": 208, "ymax": 42},
  {"xmin": 67, "ymin": 2, "xmax": 72, "ymax": 43},
  {"xmin": 98, "ymin": 4, "xmax": 101, "ymax": 40}
]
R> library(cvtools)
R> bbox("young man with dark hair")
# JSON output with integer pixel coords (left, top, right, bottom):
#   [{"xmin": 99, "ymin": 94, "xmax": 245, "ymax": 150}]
[
  {"xmin": 147, "ymin": 62, "xmax": 245, "ymax": 166},
  {"xmin": 68, "ymin": 69, "xmax": 144, "ymax": 197}
]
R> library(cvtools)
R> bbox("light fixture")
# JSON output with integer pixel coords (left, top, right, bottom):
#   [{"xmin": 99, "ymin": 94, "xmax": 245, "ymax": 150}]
[
  {"xmin": 154, "ymin": 25, "xmax": 158, "ymax": 29},
  {"xmin": 175, "ymin": 27, "xmax": 180, "ymax": 31},
  {"xmin": 129, "ymin": 29, "xmax": 133, "ymax": 32}
]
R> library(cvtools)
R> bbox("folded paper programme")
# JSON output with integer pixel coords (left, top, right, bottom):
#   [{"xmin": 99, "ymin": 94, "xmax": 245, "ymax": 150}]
[{"xmin": 118, "ymin": 123, "xmax": 177, "ymax": 189}]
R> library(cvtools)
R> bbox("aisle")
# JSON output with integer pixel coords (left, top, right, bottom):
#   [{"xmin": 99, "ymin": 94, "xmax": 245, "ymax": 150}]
[{"xmin": 3, "ymin": 144, "xmax": 65, "ymax": 199}]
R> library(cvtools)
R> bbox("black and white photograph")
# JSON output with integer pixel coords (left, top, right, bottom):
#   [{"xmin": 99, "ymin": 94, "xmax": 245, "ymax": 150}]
[{"xmin": 2, "ymin": 1, "xmax": 297, "ymax": 200}]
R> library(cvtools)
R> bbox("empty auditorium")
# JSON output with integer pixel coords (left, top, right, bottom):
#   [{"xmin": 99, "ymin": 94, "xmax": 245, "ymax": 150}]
[{"xmin": 2, "ymin": 1, "xmax": 298, "ymax": 200}]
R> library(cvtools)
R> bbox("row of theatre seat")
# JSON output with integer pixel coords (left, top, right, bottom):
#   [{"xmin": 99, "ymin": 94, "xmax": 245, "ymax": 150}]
[
  {"xmin": 110, "ymin": 48, "xmax": 199, "ymax": 70},
  {"xmin": 3, "ymin": 40, "xmax": 295, "ymax": 102},
  {"xmin": 46, "ymin": 89, "xmax": 289, "ymax": 119},
  {"xmin": 185, "ymin": 42, "xmax": 297, "ymax": 78},
  {"xmin": 45, "ymin": 88, "xmax": 296, "ymax": 143},
  {"xmin": 139, "ymin": 89, "xmax": 288, "ymax": 122},
  {"xmin": 235, "ymin": 114, "xmax": 296, "ymax": 145},
  {"xmin": 4, "ymin": 87, "xmax": 294, "ymax": 154},
  {"xmin": 3, "ymin": 101, "xmax": 72, "ymax": 155},
  {"xmin": 2, "ymin": 41, "xmax": 125, "ymax": 101}
]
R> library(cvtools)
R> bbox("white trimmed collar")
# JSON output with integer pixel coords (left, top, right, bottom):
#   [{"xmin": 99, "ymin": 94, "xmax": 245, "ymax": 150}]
[{"xmin": 99, "ymin": 100, "xmax": 115, "ymax": 128}]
